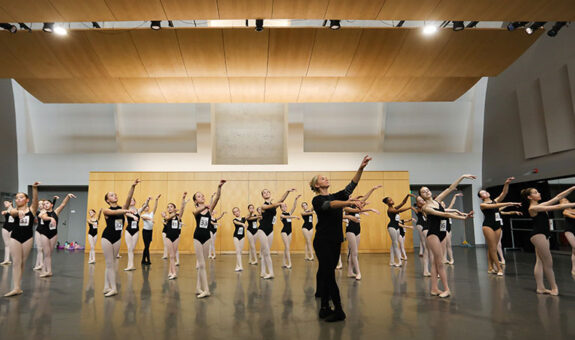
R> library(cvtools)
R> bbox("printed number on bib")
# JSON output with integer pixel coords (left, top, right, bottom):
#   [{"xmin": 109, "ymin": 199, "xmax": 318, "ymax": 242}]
[
  {"xmin": 287, "ymin": 218, "xmax": 292, "ymax": 223},
  {"xmin": 19, "ymin": 216, "xmax": 30, "ymax": 227},
  {"xmin": 238, "ymin": 227, "xmax": 244, "ymax": 235},
  {"xmin": 308, "ymin": 216, "xmax": 312, "ymax": 223},
  {"xmin": 40, "ymin": 219, "xmax": 44, "ymax": 225},
  {"xmin": 171, "ymin": 219, "xmax": 179, "ymax": 229},
  {"xmin": 199, "ymin": 217, "xmax": 209, "ymax": 229},
  {"xmin": 93, "ymin": 222, "xmax": 98, "ymax": 229},
  {"xmin": 252, "ymin": 221, "xmax": 258, "ymax": 229},
  {"xmin": 395, "ymin": 215, "xmax": 400, "ymax": 222},
  {"xmin": 272, "ymin": 216, "xmax": 277, "ymax": 225},
  {"xmin": 131, "ymin": 221, "xmax": 137, "ymax": 229},
  {"xmin": 49, "ymin": 222, "xmax": 56, "ymax": 230},
  {"xmin": 495, "ymin": 212, "xmax": 503, "ymax": 225},
  {"xmin": 114, "ymin": 219, "xmax": 123, "ymax": 231},
  {"xmin": 440, "ymin": 220, "xmax": 447, "ymax": 232},
  {"xmin": 179, "ymin": 222, "xmax": 182, "ymax": 230},
  {"xmin": 8, "ymin": 216, "xmax": 14, "ymax": 223}
]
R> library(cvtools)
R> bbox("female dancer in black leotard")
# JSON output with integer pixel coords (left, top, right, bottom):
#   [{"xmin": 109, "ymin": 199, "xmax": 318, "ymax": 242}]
[
  {"xmin": 521, "ymin": 186, "xmax": 575, "ymax": 295},
  {"xmin": 279, "ymin": 195, "xmax": 301, "ymax": 269},
  {"xmin": 124, "ymin": 197, "xmax": 151, "ymax": 271},
  {"xmin": 300, "ymin": 202, "xmax": 315, "ymax": 261},
  {"xmin": 258, "ymin": 187, "xmax": 295, "ymax": 279},
  {"xmin": 419, "ymin": 174, "xmax": 476, "ymax": 298},
  {"xmin": 560, "ymin": 198, "xmax": 575, "ymax": 275},
  {"xmin": 193, "ymin": 180, "xmax": 225, "ymax": 298},
  {"xmin": 163, "ymin": 192, "xmax": 189, "ymax": 280},
  {"xmin": 4, "ymin": 181, "xmax": 39, "ymax": 297},
  {"xmin": 383, "ymin": 194, "xmax": 415, "ymax": 267},
  {"xmin": 245, "ymin": 204, "xmax": 260, "ymax": 265},
  {"xmin": 33, "ymin": 197, "xmax": 57, "ymax": 271},
  {"xmin": 37, "ymin": 193, "xmax": 76, "ymax": 277},
  {"xmin": 101, "ymin": 178, "xmax": 139, "ymax": 297},
  {"xmin": 310, "ymin": 155, "xmax": 371, "ymax": 322},
  {"xmin": 232, "ymin": 207, "xmax": 247, "ymax": 271},
  {"xmin": 87, "ymin": 208, "xmax": 102, "ymax": 264},
  {"xmin": 478, "ymin": 177, "xmax": 521, "ymax": 276},
  {"xmin": 1, "ymin": 201, "xmax": 15, "ymax": 265},
  {"xmin": 440, "ymin": 193, "xmax": 463, "ymax": 265},
  {"xmin": 208, "ymin": 209, "xmax": 226, "ymax": 259},
  {"xmin": 141, "ymin": 194, "xmax": 160, "ymax": 266},
  {"xmin": 414, "ymin": 196, "xmax": 431, "ymax": 276}
]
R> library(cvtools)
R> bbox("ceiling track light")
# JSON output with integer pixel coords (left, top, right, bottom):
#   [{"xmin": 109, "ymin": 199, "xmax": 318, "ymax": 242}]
[
  {"xmin": 526, "ymin": 21, "xmax": 546, "ymax": 35},
  {"xmin": 168, "ymin": 20, "xmax": 174, "ymax": 28},
  {"xmin": 42, "ymin": 22, "xmax": 54, "ymax": 33},
  {"xmin": 329, "ymin": 19, "xmax": 341, "ymax": 30},
  {"xmin": 0, "ymin": 23, "xmax": 17, "ymax": 33},
  {"xmin": 53, "ymin": 24, "xmax": 68, "ymax": 35},
  {"xmin": 18, "ymin": 23, "xmax": 31, "ymax": 31},
  {"xmin": 151, "ymin": 20, "xmax": 161, "ymax": 30},
  {"xmin": 507, "ymin": 21, "xmax": 528, "ymax": 31},
  {"xmin": 396, "ymin": 20, "xmax": 405, "ymax": 28},
  {"xmin": 255, "ymin": 19, "xmax": 263, "ymax": 32},
  {"xmin": 466, "ymin": 21, "xmax": 479, "ymax": 28},
  {"xmin": 92, "ymin": 22, "xmax": 101, "ymax": 28},
  {"xmin": 422, "ymin": 24, "xmax": 437, "ymax": 35},
  {"xmin": 452, "ymin": 21, "xmax": 464, "ymax": 31},
  {"xmin": 547, "ymin": 21, "xmax": 567, "ymax": 37}
]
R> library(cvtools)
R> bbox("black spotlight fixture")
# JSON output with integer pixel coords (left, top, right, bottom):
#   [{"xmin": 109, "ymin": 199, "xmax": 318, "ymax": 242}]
[
  {"xmin": 42, "ymin": 22, "xmax": 54, "ymax": 33},
  {"xmin": 547, "ymin": 21, "xmax": 567, "ymax": 37},
  {"xmin": 329, "ymin": 20, "xmax": 341, "ymax": 30},
  {"xmin": 0, "ymin": 23, "xmax": 17, "ymax": 33},
  {"xmin": 526, "ymin": 21, "xmax": 546, "ymax": 35},
  {"xmin": 452, "ymin": 21, "xmax": 464, "ymax": 31},
  {"xmin": 168, "ymin": 20, "xmax": 174, "ymax": 28},
  {"xmin": 18, "ymin": 23, "xmax": 31, "ymax": 31},
  {"xmin": 396, "ymin": 20, "xmax": 405, "ymax": 27},
  {"xmin": 150, "ymin": 20, "xmax": 161, "ymax": 30},
  {"xmin": 466, "ymin": 21, "xmax": 479, "ymax": 28},
  {"xmin": 507, "ymin": 21, "xmax": 528, "ymax": 31},
  {"xmin": 92, "ymin": 22, "xmax": 101, "ymax": 28},
  {"xmin": 255, "ymin": 19, "xmax": 264, "ymax": 32}
]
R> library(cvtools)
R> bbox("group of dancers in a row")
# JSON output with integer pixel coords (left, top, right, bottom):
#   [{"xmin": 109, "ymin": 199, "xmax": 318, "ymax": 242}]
[{"xmin": 2, "ymin": 156, "xmax": 575, "ymax": 321}]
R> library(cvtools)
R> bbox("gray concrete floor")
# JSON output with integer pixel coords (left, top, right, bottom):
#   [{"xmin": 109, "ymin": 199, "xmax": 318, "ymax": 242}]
[{"xmin": 0, "ymin": 248, "xmax": 574, "ymax": 340}]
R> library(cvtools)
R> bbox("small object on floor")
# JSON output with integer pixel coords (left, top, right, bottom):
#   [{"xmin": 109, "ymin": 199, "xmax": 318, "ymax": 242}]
[{"xmin": 325, "ymin": 310, "xmax": 346, "ymax": 322}]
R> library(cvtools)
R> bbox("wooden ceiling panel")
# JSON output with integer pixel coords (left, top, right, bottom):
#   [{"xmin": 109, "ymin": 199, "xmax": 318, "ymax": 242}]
[
  {"xmin": 264, "ymin": 77, "xmax": 302, "ymax": 102},
  {"xmin": 271, "ymin": 0, "xmax": 328, "ymax": 19},
  {"xmin": 217, "ymin": 0, "xmax": 273, "ymax": 19},
  {"xmin": 297, "ymin": 77, "xmax": 338, "ymax": 102},
  {"xmin": 120, "ymin": 78, "xmax": 167, "ymax": 102},
  {"xmin": 229, "ymin": 77, "xmax": 265, "ymax": 102},
  {"xmin": 191, "ymin": 77, "xmax": 231, "ymax": 102},
  {"xmin": 17, "ymin": 78, "xmax": 96, "ymax": 103},
  {"xmin": 0, "ymin": 38, "xmax": 36, "ymax": 78},
  {"xmin": 307, "ymin": 28, "xmax": 362, "ymax": 77},
  {"xmin": 0, "ymin": 4, "xmax": 14, "ymax": 21},
  {"xmin": 161, "ymin": 0, "xmax": 219, "ymax": 20},
  {"xmin": 325, "ymin": 0, "xmax": 386, "ymax": 20},
  {"xmin": 331, "ymin": 77, "xmax": 376, "ymax": 102},
  {"xmin": 156, "ymin": 77, "xmax": 198, "ymax": 102},
  {"xmin": 377, "ymin": 0, "xmax": 441, "ymax": 20},
  {"xmin": 130, "ymin": 29, "xmax": 187, "ymax": 77},
  {"xmin": 176, "ymin": 29, "xmax": 227, "ymax": 76},
  {"xmin": 102, "ymin": 0, "xmax": 166, "ymax": 21},
  {"xmin": 346, "ymin": 29, "xmax": 407, "ymax": 76},
  {"xmin": 397, "ymin": 77, "xmax": 480, "ymax": 101},
  {"xmin": 267, "ymin": 28, "xmax": 316, "ymax": 76},
  {"xmin": 222, "ymin": 28, "xmax": 269, "ymax": 76},
  {"xmin": 85, "ymin": 78, "xmax": 133, "ymax": 102},
  {"xmin": 49, "ymin": 0, "xmax": 115, "ymax": 21},
  {"xmin": 0, "ymin": 0, "xmax": 63, "ymax": 22},
  {"xmin": 85, "ymin": 30, "xmax": 149, "ymax": 77},
  {"xmin": 364, "ymin": 77, "xmax": 412, "ymax": 102}
]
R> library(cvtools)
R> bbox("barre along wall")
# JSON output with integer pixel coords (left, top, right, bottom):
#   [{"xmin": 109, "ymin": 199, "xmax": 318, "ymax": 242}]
[{"xmin": 87, "ymin": 171, "xmax": 411, "ymax": 254}]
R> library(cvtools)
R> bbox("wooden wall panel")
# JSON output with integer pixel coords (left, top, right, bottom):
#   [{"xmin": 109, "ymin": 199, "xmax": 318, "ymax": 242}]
[{"xmin": 87, "ymin": 171, "xmax": 411, "ymax": 254}]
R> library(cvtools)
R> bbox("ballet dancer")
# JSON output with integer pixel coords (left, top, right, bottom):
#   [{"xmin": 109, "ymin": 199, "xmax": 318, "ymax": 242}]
[
  {"xmin": 521, "ymin": 186, "xmax": 575, "ymax": 295},
  {"xmin": 414, "ymin": 196, "xmax": 431, "ymax": 276},
  {"xmin": 258, "ymin": 187, "xmax": 296, "ymax": 279},
  {"xmin": 4, "ymin": 181, "xmax": 39, "ymax": 297},
  {"xmin": 442, "ymin": 193, "xmax": 464, "ymax": 265},
  {"xmin": 101, "ymin": 178, "xmax": 139, "ymax": 297},
  {"xmin": 37, "ymin": 193, "xmax": 76, "ymax": 277},
  {"xmin": 232, "ymin": 207, "xmax": 247, "ymax": 271},
  {"xmin": 141, "ymin": 194, "xmax": 161, "ymax": 266},
  {"xmin": 279, "ymin": 195, "xmax": 302, "ymax": 269},
  {"xmin": 478, "ymin": 177, "xmax": 521, "ymax": 275},
  {"xmin": 1, "ymin": 201, "xmax": 15, "ymax": 265},
  {"xmin": 163, "ymin": 192, "xmax": 189, "ymax": 280},
  {"xmin": 343, "ymin": 185, "xmax": 382, "ymax": 280},
  {"xmin": 124, "ymin": 197, "xmax": 151, "ymax": 271},
  {"xmin": 559, "ymin": 198, "xmax": 575, "ymax": 275},
  {"xmin": 310, "ymin": 155, "xmax": 372, "ymax": 322},
  {"xmin": 32, "ymin": 199, "xmax": 46, "ymax": 271},
  {"xmin": 245, "ymin": 204, "xmax": 261, "ymax": 265},
  {"xmin": 87, "ymin": 208, "xmax": 102, "ymax": 264},
  {"xmin": 208, "ymin": 209, "xmax": 226, "ymax": 259},
  {"xmin": 419, "ymin": 174, "xmax": 476, "ymax": 298},
  {"xmin": 193, "ymin": 180, "xmax": 226, "ymax": 298},
  {"xmin": 498, "ymin": 206, "xmax": 523, "ymax": 265},
  {"xmin": 397, "ymin": 217, "xmax": 415, "ymax": 261},
  {"xmin": 300, "ymin": 202, "xmax": 315, "ymax": 261},
  {"xmin": 384, "ymin": 193, "xmax": 416, "ymax": 267}
]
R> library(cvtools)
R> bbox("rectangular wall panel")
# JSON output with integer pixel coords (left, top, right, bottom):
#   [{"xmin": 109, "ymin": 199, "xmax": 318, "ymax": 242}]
[{"xmin": 516, "ymin": 79, "xmax": 549, "ymax": 158}]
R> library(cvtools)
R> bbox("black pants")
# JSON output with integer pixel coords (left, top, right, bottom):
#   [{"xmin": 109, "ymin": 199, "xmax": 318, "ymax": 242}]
[
  {"xmin": 142, "ymin": 229, "xmax": 153, "ymax": 263},
  {"xmin": 313, "ymin": 237, "xmax": 342, "ymax": 310}
]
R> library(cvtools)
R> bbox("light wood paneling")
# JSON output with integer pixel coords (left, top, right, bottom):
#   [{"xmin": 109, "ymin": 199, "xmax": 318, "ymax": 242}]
[
  {"xmin": 85, "ymin": 30, "xmax": 149, "ymax": 77},
  {"xmin": 268, "ymin": 28, "xmax": 316, "ymax": 76},
  {"xmin": 217, "ymin": 0, "xmax": 273, "ymax": 19},
  {"xmin": 119, "ymin": 78, "xmax": 166, "ymax": 102},
  {"xmin": 229, "ymin": 77, "xmax": 265, "ymax": 102},
  {"xmin": 307, "ymin": 29, "xmax": 363, "ymax": 77},
  {"xmin": 191, "ymin": 77, "xmax": 231, "ymax": 102},
  {"xmin": 102, "ymin": 0, "xmax": 166, "ymax": 21},
  {"xmin": 156, "ymin": 77, "xmax": 198, "ymax": 102},
  {"xmin": 325, "ymin": 0, "xmax": 386, "ymax": 20},
  {"xmin": 49, "ymin": 0, "xmax": 115, "ymax": 21},
  {"xmin": 222, "ymin": 29, "xmax": 269, "ymax": 76},
  {"xmin": 161, "ymin": 0, "xmax": 219, "ymax": 20},
  {"xmin": 264, "ymin": 77, "xmax": 302, "ymax": 103},
  {"xmin": 176, "ymin": 29, "xmax": 227, "ymax": 76},
  {"xmin": 297, "ymin": 77, "xmax": 338, "ymax": 102},
  {"xmin": 130, "ymin": 29, "xmax": 187, "ymax": 77},
  {"xmin": 271, "ymin": 0, "xmax": 329, "ymax": 19}
]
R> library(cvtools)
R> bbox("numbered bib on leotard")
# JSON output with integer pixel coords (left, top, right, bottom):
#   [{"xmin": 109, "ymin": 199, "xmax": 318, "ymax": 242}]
[
  {"xmin": 199, "ymin": 217, "xmax": 209, "ymax": 229},
  {"xmin": 171, "ymin": 219, "xmax": 179, "ymax": 229},
  {"xmin": 8, "ymin": 216, "xmax": 14, "ymax": 223},
  {"xmin": 495, "ymin": 212, "xmax": 503, "ymax": 225},
  {"xmin": 19, "ymin": 216, "xmax": 30, "ymax": 227},
  {"xmin": 252, "ymin": 221, "xmax": 258, "ymax": 229},
  {"xmin": 440, "ymin": 220, "xmax": 447, "ymax": 232},
  {"xmin": 179, "ymin": 222, "xmax": 182, "ymax": 229},
  {"xmin": 287, "ymin": 218, "xmax": 292, "ymax": 223},
  {"xmin": 131, "ymin": 221, "xmax": 137, "ymax": 229},
  {"xmin": 395, "ymin": 215, "xmax": 400, "ymax": 222},
  {"xmin": 93, "ymin": 222, "xmax": 98, "ymax": 229},
  {"xmin": 114, "ymin": 219, "xmax": 123, "ymax": 231},
  {"xmin": 308, "ymin": 216, "xmax": 312, "ymax": 223},
  {"xmin": 272, "ymin": 216, "xmax": 277, "ymax": 224},
  {"xmin": 423, "ymin": 215, "xmax": 427, "ymax": 221},
  {"xmin": 449, "ymin": 218, "xmax": 453, "ymax": 224},
  {"xmin": 549, "ymin": 219, "xmax": 554, "ymax": 231},
  {"xmin": 238, "ymin": 227, "xmax": 244, "ymax": 235},
  {"xmin": 49, "ymin": 222, "xmax": 56, "ymax": 230},
  {"xmin": 40, "ymin": 218, "xmax": 44, "ymax": 225}
]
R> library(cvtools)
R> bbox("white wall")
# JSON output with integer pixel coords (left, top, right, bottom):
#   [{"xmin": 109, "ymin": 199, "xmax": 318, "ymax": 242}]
[{"xmin": 12, "ymin": 78, "xmax": 487, "ymax": 243}]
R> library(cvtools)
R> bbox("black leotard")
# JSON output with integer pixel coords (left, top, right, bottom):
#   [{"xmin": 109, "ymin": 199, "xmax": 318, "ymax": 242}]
[
  {"xmin": 416, "ymin": 211, "xmax": 427, "ymax": 231},
  {"xmin": 481, "ymin": 201, "xmax": 503, "ymax": 231},
  {"xmin": 530, "ymin": 210, "xmax": 551, "ymax": 239},
  {"xmin": 281, "ymin": 212, "xmax": 292, "ymax": 235},
  {"xmin": 126, "ymin": 211, "xmax": 140, "ymax": 236},
  {"xmin": 446, "ymin": 218, "xmax": 452, "ymax": 233},
  {"xmin": 387, "ymin": 210, "xmax": 400, "ymax": 230},
  {"xmin": 36, "ymin": 213, "xmax": 48, "ymax": 236},
  {"xmin": 247, "ymin": 214, "xmax": 258, "ymax": 235},
  {"xmin": 11, "ymin": 210, "xmax": 35, "ymax": 243},
  {"xmin": 565, "ymin": 214, "xmax": 575, "ymax": 234},
  {"xmin": 302, "ymin": 213, "xmax": 313, "ymax": 231},
  {"xmin": 426, "ymin": 201, "xmax": 447, "ymax": 242},
  {"xmin": 165, "ymin": 215, "xmax": 181, "ymax": 242},
  {"xmin": 399, "ymin": 222, "xmax": 406, "ymax": 237},
  {"xmin": 260, "ymin": 201, "xmax": 277, "ymax": 236},
  {"xmin": 44, "ymin": 211, "xmax": 58, "ymax": 239},
  {"xmin": 88, "ymin": 220, "xmax": 98, "ymax": 237},
  {"xmin": 233, "ymin": 217, "xmax": 246, "ymax": 240},
  {"xmin": 194, "ymin": 210, "xmax": 212, "ymax": 244},
  {"xmin": 3, "ymin": 214, "xmax": 15, "ymax": 233},
  {"xmin": 345, "ymin": 213, "xmax": 360, "ymax": 236},
  {"xmin": 102, "ymin": 206, "xmax": 124, "ymax": 244}
]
